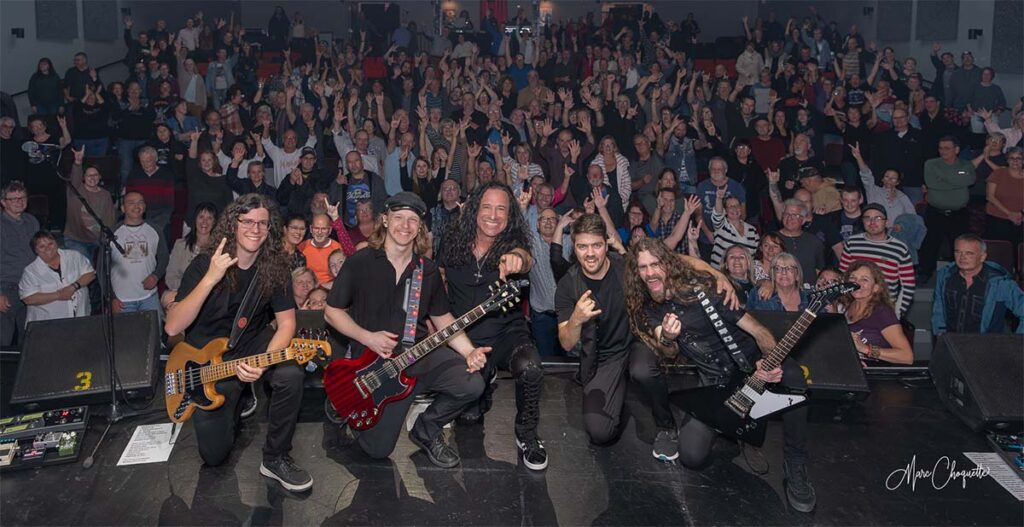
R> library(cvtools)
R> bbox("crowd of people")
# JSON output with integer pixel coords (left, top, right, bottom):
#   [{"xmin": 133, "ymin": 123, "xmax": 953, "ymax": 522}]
[{"xmin": 1, "ymin": 4, "xmax": 1023, "ymax": 508}]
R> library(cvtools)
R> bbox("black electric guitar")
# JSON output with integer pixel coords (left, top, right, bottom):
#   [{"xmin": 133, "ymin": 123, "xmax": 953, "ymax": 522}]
[
  {"xmin": 164, "ymin": 332, "xmax": 332, "ymax": 423},
  {"xmin": 323, "ymin": 280, "xmax": 525, "ymax": 430},
  {"xmin": 671, "ymin": 282, "xmax": 857, "ymax": 446}
]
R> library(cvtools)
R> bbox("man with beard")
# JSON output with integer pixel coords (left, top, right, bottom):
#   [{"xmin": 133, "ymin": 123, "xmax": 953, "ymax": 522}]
[
  {"xmin": 555, "ymin": 214, "xmax": 736, "ymax": 462},
  {"xmin": 165, "ymin": 194, "xmax": 309, "ymax": 491},
  {"xmin": 325, "ymin": 192, "xmax": 490, "ymax": 468},
  {"xmin": 623, "ymin": 237, "xmax": 815, "ymax": 512},
  {"xmin": 438, "ymin": 182, "xmax": 548, "ymax": 470}
]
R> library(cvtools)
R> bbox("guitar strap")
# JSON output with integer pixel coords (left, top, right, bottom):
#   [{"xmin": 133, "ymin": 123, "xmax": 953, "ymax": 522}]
[
  {"xmin": 695, "ymin": 288, "xmax": 753, "ymax": 374},
  {"xmin": 400, "ymin": 258, "xmax": 425, "ymax": 349},
  {"xmin": 228, "ymin": 266, "xmax": 263, "ymax": 351}
]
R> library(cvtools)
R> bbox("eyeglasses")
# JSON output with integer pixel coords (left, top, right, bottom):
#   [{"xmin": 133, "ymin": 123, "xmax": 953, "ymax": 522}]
[
  {"xmin": 862, "ymin": 215, "xmax": 886, "ymax": 223},
  {"xmin": 539, "ymin": 216, "xmax": 558, "ymax": 223},
  {"xmin": 286, "ymin": 225, "xmax": 306, "ymax": 231},
  {"xmin": 238, "ymin": 218, "xmax": 271, "ymax": 230},
  {"xmin": 310, "ymin": 226, "xmax": 331, "ymax": 232},
  {"xmin": 782, "ymin": 212, "xmax": 804, "ymax": 219},
  {"xmin": 2, "ymin": 195, "xmax": 27, "ymax": 202},
  {"xmin": 773, "ymin": 265, "xmax": 798, "ymax": 274}
]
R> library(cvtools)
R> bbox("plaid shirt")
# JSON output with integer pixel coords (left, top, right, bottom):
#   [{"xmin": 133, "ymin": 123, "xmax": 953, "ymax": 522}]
[{"xmin": 654, "ymin": 210, "xmax": 689, "ymax": 253}]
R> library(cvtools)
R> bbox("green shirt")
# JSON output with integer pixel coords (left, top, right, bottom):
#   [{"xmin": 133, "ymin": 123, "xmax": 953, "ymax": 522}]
[{"xmin": 924, "ymin": 158, "xmax": 975, "ymax": 211}]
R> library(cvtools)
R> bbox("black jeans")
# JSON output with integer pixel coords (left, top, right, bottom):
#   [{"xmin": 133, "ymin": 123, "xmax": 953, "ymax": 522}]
[
  {"xmin": 920, "ymin": 205, "xmax": 969, "ymax": 275},
  {"xmin": 582, "ymin": 341, "xmax": 674, "ymax": 445},
  {"xmin": 675, "ymin": 357, "xmax": 809, "ymax": 469},
  {"xmin": 192, "ymin": 354, "xmax": 306, "ymax": 467},
  {"xmin": 355, "ymin": 347, "xmax": 484, "ymax": 459},
  {"xmin": 473, "ymin": 320, "xmax": 545, "ymax": 441}
]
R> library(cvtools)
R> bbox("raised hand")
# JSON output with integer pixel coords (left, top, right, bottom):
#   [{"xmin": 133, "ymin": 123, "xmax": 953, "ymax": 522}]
[
  {"xmin": 766, "ymin": 168, "xmax": 780, "ymax": 185},
  {"xmin": 517, "ymin": 187, "xmax": 532, "ymax": 211},
  {"xmin": 568, "ymin": 139, "xmax": 581, "ymax": 162},
  {"xmin": 591, "ymin": 187, "xmax": 608, "ymax": 209},
  {"xmin": 498, "ymin": 251, "xmax": 527, "ymax": 280},
  {"xmin": 73, "ymin": 145, "xmax": 85, "ymax": 165},
  {"xmin": 660, "ymin": 313, "xmax": 681, "ymax": 341},
  {"xmin": 848, "ymin": 142, "xmax": 863, "ymax": 160},
  {"xmin": 203, "ymin": 238, "xmax": 238, "ymax": 286},
  {"xmin": 571, "ymin": 290, "xmax": 602, "ymax": 324},
  {"xmin": 467, "ymin": 143, "xmax": 482, "ymax": 159},
  {"xmin": 324, "ymin": 196, "xmax": 340, "ymax": 221}
]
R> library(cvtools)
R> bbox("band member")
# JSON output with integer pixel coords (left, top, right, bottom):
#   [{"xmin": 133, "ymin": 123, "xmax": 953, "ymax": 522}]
[
  {"xmin": 555, "ymin": 214, "xmax": 736, "ymax": 462},
  {"xmin": 164, "ymin": 194, "xmax": 311, "ymax": 492},
  {"xmin": 325, "ymin": 192, "xmax": 491, "ymax": 468},
  {"xmin": 624, "ymin": 237, "xmax": 815, "ymax": 512},
  {"xmin": 437, "ymin": 181, "xmax": 548, "ymax": 470}
]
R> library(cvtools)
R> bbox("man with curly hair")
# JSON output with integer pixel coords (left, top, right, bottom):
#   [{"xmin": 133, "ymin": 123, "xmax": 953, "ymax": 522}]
[
  {"xmin": 437, "ymin": 182, "xmax": 548, "ymax": 470},
  {"xmin": 623, "ymin": 237, "xmax": 815, "ymax": 512},
  {"xmin": 164, "ymin": 193, "xmax": 310, "ymax": 492}
]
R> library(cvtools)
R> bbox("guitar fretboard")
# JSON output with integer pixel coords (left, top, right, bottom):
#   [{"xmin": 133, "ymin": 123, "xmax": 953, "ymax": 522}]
[
  {"xmin": 199, "ymin": 348, "xmax": 294, "ymax": 384},
  {"xmin": 747, "ymin": 310, "xmax": 817, "ymax": 393},
  {"xmin": 391, "ymin": 306, "xmax": 487, "ymax": 371}
]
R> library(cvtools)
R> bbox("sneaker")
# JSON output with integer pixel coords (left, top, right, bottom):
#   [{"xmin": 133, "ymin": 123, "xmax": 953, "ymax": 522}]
[
  {"xmin": 408, "ymin": 430, "xmax": 460, "ymax": 469},
  {"xmin": 515, "ymin": 436, "xmax": 548, "ymax": 471},
  {"xmin": 240, "ymin": 383, "xmax": 258, "ymax": 419},
  {"xmin": 784, "ymin": 460, "xmax": 817, "ymax": 513},
  {"xmin": 652, "ymin": 428, "xmax": 679, "ymax": 462},
  {"xmin": 260, "ymin": 456, "xmax": 313, "ymax": 492}
]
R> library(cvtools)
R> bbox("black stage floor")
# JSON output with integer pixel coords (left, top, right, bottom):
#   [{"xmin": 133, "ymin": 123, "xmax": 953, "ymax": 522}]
[{"xmin": 1, "ymin": 370, "xmax": 1021, "ymax": 526}]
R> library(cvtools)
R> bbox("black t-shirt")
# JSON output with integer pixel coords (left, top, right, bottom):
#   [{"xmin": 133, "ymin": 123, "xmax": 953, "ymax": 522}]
[
  {"xmin": 327, "ymin": 248, "xmax": 449, "ymax": 355},
  {"xmin": 176, "ymin": 253, "xmax": 296, "ymax": 358},
  {"xmin": 644, "ymin": 290, "xmax": 758, "ymax": 380},
  {"xmin": 443, "ymin": 259, "xmax": 526, "ymax": 343},
  {"xmin": 554, "ymin": 255, "xmax": 632, "ymax": 362}
]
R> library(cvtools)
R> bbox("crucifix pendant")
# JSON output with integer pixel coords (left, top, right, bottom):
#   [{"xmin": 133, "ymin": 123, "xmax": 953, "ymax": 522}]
[{"xmin": 473, "ymin": 270, "xmax": 483, "ymax": 281}]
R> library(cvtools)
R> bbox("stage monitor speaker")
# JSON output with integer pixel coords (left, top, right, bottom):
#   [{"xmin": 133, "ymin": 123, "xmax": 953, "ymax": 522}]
[
  {"xmin": 929, "ymin": 333, "xmax": 1023, "ymax": 432},
  {"xmin": 749, "ymin": 311, "xmax": 870, "ymax": 400},
  {"xmin": 10, "ymin": 312, "xmax": 160, "ymax": 412}
]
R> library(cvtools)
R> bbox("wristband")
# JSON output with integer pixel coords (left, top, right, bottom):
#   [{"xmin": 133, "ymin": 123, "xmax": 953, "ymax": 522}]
[
  {"xmin": 72, "ymin": 282, "xmax": 81, "ymax": 291},
  {"xmin": 869, "ymin": 344, "xmax": 880, "ymax": 360}
]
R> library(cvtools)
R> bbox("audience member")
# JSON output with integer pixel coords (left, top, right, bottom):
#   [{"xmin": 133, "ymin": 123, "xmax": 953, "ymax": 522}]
[
  {"xmin": 932, "ymin": 234, "xmax": 1023, "ymax": 335},
  {"xmin": 1, "ymin": 181, "xmax": 38, "ymax": 346},
  {"xmin": 109, "ymin": 191, "xmax": 168, "ymax": 325},
  {"xmin": 839, "ymin": 203, "xmax": 916, "ymax": 318},
  {"xmin": 843, "ymin": 260, "xmax": 914, "ymax": 365},
  {"xmin": 19, "ymin": 231, "xmax": 95, "ymax": 324},
  {"xmin": 919, "ymin": 136, "xmax": 976, "ymax": 281}
]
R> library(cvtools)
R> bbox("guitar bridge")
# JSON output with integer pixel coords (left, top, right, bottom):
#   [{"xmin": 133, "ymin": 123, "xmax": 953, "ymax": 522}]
[
  {"xmin": 725, "ymin": 391, "xmax": 753, "ymax": 418},
  {"xmin": 165, "ymin": 372, "xmax": 179, "ymax": 395}
]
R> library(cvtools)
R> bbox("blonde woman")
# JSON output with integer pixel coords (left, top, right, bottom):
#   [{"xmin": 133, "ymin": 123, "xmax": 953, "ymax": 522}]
[{"xmin": 589, "ymin": 136, "xmax": 631, "ymax": 210}]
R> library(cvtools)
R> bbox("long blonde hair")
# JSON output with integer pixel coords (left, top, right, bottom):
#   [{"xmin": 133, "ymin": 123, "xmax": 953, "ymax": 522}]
[{"xmin": 367, "ymin": 210, "xmax": 431, "ymax": 256}]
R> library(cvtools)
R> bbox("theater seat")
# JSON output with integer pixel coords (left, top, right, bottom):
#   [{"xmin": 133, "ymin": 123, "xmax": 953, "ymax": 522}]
[
  {"xmin": 693, "ymin": 58, "xmax": 716, "ymax": 76},
  {"xmin": 983, "ymin": 239, "xmax": 1014, "ymax": 276}
]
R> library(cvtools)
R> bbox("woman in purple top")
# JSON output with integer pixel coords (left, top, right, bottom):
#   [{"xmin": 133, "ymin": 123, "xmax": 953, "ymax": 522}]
[{"xmin": 842, "ymin": 260, "xmax": 914, "ymax": 365}]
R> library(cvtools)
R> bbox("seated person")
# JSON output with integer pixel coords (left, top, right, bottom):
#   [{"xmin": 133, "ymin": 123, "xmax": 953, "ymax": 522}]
[
  {"xmin": 721, "ymin": 245, "xmax": 755, "ymax": 306},
  {"xmin": 162, "ymin": 203, "xmax": 217, "ymax": 308},
  {"xmin": 815, "ymin": 267, "xmax": 844, "ymax": 314},
  {"xmin": 19, "ymin": 232, "xmax": 95, "ymax": 323},
  {"xmin": 304, "ymin": 287, "xmax": 328, "ymax": 310},
  {"xmin": 843, "ymin": 260, "xmax": 914, "ymax": 365},
  {"xmin": 325, "ymin": 249, "xmax": 346, "ymax": 289},
  {"xmin": 748, "ymin": 252, "xmax": 809, "ymax": 312},
  {"xmin": 291, "ymin": 267, "xmax": 317, "ymax": 310},
  {"xmin": 932, "ymin": 234, "xmax": 1024, "ymax": 335},
  {"xmin": 298, "ymin": 214, "xmax": 342, "ymax": 284},
  {"xmin": 282, "ymin": 214, "xmax": 308, "ymax": 270}
]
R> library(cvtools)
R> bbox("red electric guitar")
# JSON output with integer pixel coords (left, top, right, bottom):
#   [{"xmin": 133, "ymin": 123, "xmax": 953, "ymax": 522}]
[{"xmin": 324, "ymin": 280, "xmax": 525, "ymax": 430}]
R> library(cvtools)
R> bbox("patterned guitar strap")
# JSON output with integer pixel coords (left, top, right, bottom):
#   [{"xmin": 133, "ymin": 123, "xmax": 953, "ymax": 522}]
[
  {"xmin": 695, "ymin": 288, "xmax": 754, "ymax": 374},
  {"xmin": 399, "ymin": 258, "xmax": 425, "ymax": 360}
]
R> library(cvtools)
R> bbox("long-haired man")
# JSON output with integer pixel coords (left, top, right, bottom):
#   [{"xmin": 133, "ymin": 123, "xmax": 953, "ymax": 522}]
[
  {"xmin": 165, "ymin": 193, "xmax": 310, "ymax": 491},
  {"xmin": 623, "ymin": 237, "xmax": 815, "ymax": 512},
  {"xmin": 437, "ymin": 181, "xmax": 548, "ymax": 470},
  {"xmin": 325, "ymin": 192, "xmax": 491, "ymax": 469}
]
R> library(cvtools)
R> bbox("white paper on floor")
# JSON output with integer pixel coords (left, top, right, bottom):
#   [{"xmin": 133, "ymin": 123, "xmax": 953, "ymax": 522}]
[{"xmin": 117, "ymin": 423, "xmax": 182, "ymax": 466}]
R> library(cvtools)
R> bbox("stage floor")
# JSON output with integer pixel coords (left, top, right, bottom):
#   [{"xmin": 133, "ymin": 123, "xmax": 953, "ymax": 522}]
[{"xmin": 1, "ymin": 371, "xmax": 1021, "ymax": 526}]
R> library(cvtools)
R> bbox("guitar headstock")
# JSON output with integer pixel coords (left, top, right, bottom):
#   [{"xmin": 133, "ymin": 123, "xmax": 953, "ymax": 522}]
[
  {"xmin": 290, "ymin": 330, "xmax": 333, "ymax": 364},
  {"xmin": 485, "ymin": 279, "xmax": 528, "ymax": 313},
  {"xmin": 808, "ymin": 281, "xmax": 858, "ymax": 313}
]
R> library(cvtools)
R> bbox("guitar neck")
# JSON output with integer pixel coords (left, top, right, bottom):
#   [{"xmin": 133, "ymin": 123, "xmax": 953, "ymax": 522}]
[
  {"xmin": 391, "ymin": 306, "xmax": 487, "ymax": 371},
  {"xmin": 201, "ymin": 347, "xmax": 295, "ymax": 384},
  {"xmin": 747, "ymin": 310, "xmax": 817, "ymax": 391}
]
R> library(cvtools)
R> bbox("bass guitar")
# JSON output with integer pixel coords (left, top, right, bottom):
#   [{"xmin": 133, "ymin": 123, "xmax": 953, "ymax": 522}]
[
  {"xmin": 671, "ymin": 282, "xmax": 857, "ymax": 446},
  {"xmin": 164, "ymin": 332, "xmax": 332, "ymax": 423},
  {"xmin": 324, "ymin": 280, "xmax": 525, "ymax": 430}
]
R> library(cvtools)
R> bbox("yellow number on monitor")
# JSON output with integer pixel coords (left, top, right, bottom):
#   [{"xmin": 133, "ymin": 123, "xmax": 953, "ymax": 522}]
[
  {"xmin": 800, "ymin": 365, "xmax": 813, "ymax": 385},
  {"xmin": 73, "ymin": 371, "xmax": 92, "ymax": 391}
]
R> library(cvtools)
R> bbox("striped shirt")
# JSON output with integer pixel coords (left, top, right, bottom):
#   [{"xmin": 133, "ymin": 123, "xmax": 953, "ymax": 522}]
[
  {"xmin": 710, "ymin": 210, "xmax": 760, "ymax": 268},
  {"xmin": 839, "ymin": 233, "xmax": 916, "ymax": 318}
]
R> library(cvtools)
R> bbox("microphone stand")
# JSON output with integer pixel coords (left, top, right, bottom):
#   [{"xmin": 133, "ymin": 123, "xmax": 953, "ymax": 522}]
[{"xmin": 56, "ymin": 158, "xmax": 148, "ymax": 469}]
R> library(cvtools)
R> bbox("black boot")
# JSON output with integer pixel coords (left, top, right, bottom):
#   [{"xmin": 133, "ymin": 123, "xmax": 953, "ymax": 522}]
[{"xmin": 784, "ymin": 460, "xmax": 817, "ymax": 512}]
